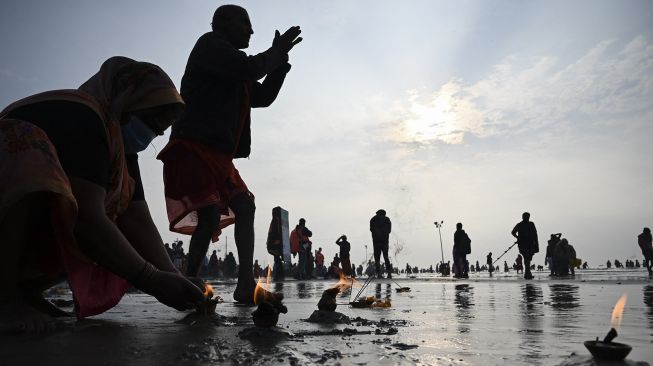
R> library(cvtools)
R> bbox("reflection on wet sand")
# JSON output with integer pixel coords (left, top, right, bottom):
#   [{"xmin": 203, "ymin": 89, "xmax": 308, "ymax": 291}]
[
  {"xmin": 274, "ymin": 282, "xmax": 284, "ymax": 294},
  {"xmin": 519, "ymin": 284, "xmax": 544, "ymax": 363},
  {"xmin": 549, "ymin": 284, "xmax": 580, "ymax": 333},
  {"xmin": 454, "ymin": 284, "xmax": 474, "ymax": 333},
  {"xmin": 549, "ymin": 284, "xmax": 580, "ymax": 311},
  {"xmin": 375, "ymin": 283, "xmax": 392, "ymax": 301},
  {"xmin": 296, "ymin": 282, "xmax": 314, "ymax": 299},
  {"xmin": 643, "ymin": 285, "xmax": 653, "ymax": 328}
]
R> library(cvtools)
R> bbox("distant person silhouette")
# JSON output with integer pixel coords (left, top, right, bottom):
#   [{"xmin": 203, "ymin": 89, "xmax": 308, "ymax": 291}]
[
  {"xmin": 453, "ymin": 223, "xmax": 471, "ymax": 278},
  {"xmin": 486, "ymin": 252, "xmax": 493, "ymax": 277},
  {"xmin": 515, "ymin": 254, "xmax": 523, "ymax": 274},
  {"xmin": 370, "ymin": 209, "xmax": 392, "ymax": 278},
  {"xmin": 158, "ymin": 5, "xmax": 302, "ymax": 304},
  {"xmin": 335, "ymin": 235, "xmax": 352, "ymax": 276},
  {"xmin": 553, "ymin": 238, "xmax": 575, "ymax": 276},
  {"xmin": 290, "ymin": 218, "xmax": 312, "ymax": 280},
  {"xmin": 266, "ymin": 206, "xmax": 285, "ymax": 281},
  {"xmin": 638, "ymin": 228, "xmax": 653, "ymax": 275},
  {"xmin": 511, "ymin": 212, "xmax": 539, "ymax": 279},
  {"xmin": 606, "ymin": 260, "xmax": 612, "ymax": 269},
  {"xmin": 546, "ymin": 233, "xmax": 561, "ymax": 276}
]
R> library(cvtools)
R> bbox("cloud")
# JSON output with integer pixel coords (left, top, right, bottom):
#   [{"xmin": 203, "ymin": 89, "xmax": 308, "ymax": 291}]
[
  {"xmin": 380, "ymin": 35, "xmax": 653, "ymax": 146},
  {"xmin": 0, "ymin": 67, "xmax": 38, "ymax": 83}
]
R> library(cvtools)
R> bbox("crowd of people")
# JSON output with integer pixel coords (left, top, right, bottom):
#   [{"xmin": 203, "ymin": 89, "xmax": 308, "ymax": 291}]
[{"xmin": 180, "ymin": 212, "xmax": 652, "ymax": 282}]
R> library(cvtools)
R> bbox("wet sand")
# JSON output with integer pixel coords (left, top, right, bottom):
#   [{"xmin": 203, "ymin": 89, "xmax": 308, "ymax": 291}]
[{"xmin": 2, "ymin": 269, "xmax": 652, "ymax": 365}]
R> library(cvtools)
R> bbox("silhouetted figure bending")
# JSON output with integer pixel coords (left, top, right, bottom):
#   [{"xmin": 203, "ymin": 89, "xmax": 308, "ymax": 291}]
[
  {"xmin": 638, "ymin": 227, "xmax": 653, "ymax": 275},
  {"xmin": 370, "ymin": 209, "xmax": 392, "ymax": 278},
  {"xmin": 511, "ymin": 212, "xmax": 539, "ymax": 279},
  {"xmin": 546, "ymin": 233, "xmax": 561, "ymax": 276},
  {"xmin": 158, "ymin": 5, "xmax": 301, "ymax": 304}
]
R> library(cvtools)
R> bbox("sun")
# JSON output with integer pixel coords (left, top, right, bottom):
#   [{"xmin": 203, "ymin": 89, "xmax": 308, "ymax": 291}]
[{"xmin": 398, "ymin": 90, "xmax": 464, "ymax": 145}]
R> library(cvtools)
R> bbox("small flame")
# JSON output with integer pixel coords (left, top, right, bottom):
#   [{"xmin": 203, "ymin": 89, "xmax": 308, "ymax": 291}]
[
  {"xmin": 253, "ymin": 257, "xmax": 273, "ymax": 305},
  {"xmin": 204, "ymin": 284, "xmax": 214, "ymax": 299},
  {"xmin": 331, "ymin": 271, "xmax": 359, "ymax": 293},
  {"xmin": 611, "ymin": 293, "xmax": 628, "ymax": 329}
]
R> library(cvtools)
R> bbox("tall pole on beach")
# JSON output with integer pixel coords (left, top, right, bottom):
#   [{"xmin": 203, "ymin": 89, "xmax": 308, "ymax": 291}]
[{"xmin": 434, "ymin": 221, "xmax": 444, "ymax": 266}]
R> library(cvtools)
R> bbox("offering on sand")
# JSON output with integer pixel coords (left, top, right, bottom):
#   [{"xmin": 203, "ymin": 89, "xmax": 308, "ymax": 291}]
[
  {"xmin": 252, "ymin": 299, "xmax": 288, "ymax": 327},
  {"xmin": 195, "ymin": 284, "xmax": 223, "ymax": 315},
  {"xmin": 317, "ymin": 287, "xmax": 340, "ymax": 311},
  {"xmin": 349, "ymin": 296, "xmax": 392, "ymax": 308}
]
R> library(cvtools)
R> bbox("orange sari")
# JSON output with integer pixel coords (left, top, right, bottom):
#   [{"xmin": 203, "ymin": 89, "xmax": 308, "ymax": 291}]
[{"xmin": 0, "ymin": 57, "xmax": 183, "ymax": 318}]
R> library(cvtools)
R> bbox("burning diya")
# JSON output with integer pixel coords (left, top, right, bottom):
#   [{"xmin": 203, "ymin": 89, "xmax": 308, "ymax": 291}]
[
  {"xmin": 195, "ymin": 284, "xmax": 223, "ymax": 315},
  {"xmin": 348, "ymin": 275, "xmax": 392, "ymax": 308},
  {"xmin": 308, "ymin": 274, "xmax": 356, "ymax": 323},
  {"xmin": 251, "ymin": 267, "xmax": 287, "ymax": 328},
  {"xmin": 584, "ymin": 294, "xmax": 632, "ymax": 361}
]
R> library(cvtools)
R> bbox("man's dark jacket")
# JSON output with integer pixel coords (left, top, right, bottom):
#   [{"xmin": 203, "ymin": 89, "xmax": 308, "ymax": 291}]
[
  {"xmin": 172, "ymin": 32, "xmax": 290, "ymax": 158},
  {"xmin": 370, "ymin": 215, "xmax": 392, "ymax": 245}
]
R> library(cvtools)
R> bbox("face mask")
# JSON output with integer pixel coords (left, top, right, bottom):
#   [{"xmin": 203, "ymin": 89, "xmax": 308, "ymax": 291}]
[{"xmin": 121, "ymin": 115, "xmax": 157, "ymax": 154}]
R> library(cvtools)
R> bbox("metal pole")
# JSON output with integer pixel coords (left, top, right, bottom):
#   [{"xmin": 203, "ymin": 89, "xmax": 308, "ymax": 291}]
[
  {"xmin": 438, "ymin": 225, "xmax": 444, "ymax": 264},
  {"xmin": 434, "ymin": 221, "xmax": 444, "ymax": 264}
]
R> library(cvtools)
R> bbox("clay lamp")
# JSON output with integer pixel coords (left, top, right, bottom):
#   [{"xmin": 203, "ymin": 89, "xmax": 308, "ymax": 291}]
[
  {"xmin": 251, "ymin": 270, "xmax": 286, "ymax": 328},
  {"xmin": 195, "ymin": 284, "xmax": 222, "ymax": 315},
  {"xmin": 584, "ymin": 294, "xmax": 632, "ymax": 361}
]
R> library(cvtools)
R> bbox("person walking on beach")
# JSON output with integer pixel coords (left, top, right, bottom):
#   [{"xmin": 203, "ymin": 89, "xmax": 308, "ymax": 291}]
[
  {"xmin": 370, "ymin": 209, "xmax": 392, "ymax": 278},
  {"xmin": 0, "ymin": 57, "xmax": 204, "ymax": 333},
  {"xmin": 486, "ymin": 252, "xmax": 494, "ymax": 277},
  {"xmin": 546, "ymin": 233, "xmax": 561, "ymax": 276},
  {"xmin": 157, "ymin": 5, "xmax": 301, "ymax": 303},
  {"xmin": 336, "ymin": 235, "xmax": 352, "ymax": 276},
  {"xmin": 638, "ymin": 227, "xmax": 653, "ymax": 275},
  {"xmin": 315, "ymin": 247, "xmax": 326, "ymax": 277},
  {"xmin": 290, "ymin": 218, "xmax": 312, "ymax": 279},
  {"xmin": 515, "ymin": 254, "xmax": 523, "ymax": 274},
  {"xmin": 453, "ymin": 223, "xmax": 471, "ymax": 278},
  {"xmin": 266, "ymin": 207, "xmax": 284, "ymax": 280},
  {"xmin": 511, "ymin": 212, "xmax": 539, "ymax": 280}
]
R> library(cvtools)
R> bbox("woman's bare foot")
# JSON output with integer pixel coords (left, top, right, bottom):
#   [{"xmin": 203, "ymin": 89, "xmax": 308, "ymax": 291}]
[
  {"xmin": 22, "ymin": 292, "xmax": 73, "ymax": 318},
  {"xmin": 0, "ymin": 298, "xmax": 56, "ymax": 334}
]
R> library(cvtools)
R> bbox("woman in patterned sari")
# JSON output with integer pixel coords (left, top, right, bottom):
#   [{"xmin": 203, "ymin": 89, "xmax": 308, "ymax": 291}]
[{"xmin": 0, "ymin": 57, "xmax": 204, "ymax": 334}]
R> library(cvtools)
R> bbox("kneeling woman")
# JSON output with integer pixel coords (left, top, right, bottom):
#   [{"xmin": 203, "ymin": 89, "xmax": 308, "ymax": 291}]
[{"xmin": 0, "ymin": 57, "xmax": 204, "ymax": 333}]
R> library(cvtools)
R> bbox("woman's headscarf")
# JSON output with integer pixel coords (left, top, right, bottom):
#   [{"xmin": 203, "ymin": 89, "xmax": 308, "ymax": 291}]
[
  {"xmin": 79, "ymin": 56, "xmax": 183, "ymax": 122},
  {"xmin": 78, "ymin": 56, "xmax": 183, "ymax": 217}
]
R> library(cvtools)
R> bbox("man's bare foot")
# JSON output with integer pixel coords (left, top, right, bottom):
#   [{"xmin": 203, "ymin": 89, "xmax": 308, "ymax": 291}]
[
  {"xmin": 233, "ymin": 282, "xmax": 283, "ymax": 305},
  {"xmin": 0, "ymin": 299, "xmax": 56, "ymax": 334}
]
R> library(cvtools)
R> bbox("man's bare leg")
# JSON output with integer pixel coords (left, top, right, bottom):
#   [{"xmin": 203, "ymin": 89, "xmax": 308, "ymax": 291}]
[
  {"xmin": 185, "ymin": 205, "xmax": 220, "ymax": 277},
  {"xmin": 229, "ymin": 193, "xmax": 257, "ymax": 303},
  {"xmin": 0, "ymin": 194, "xmax": 56, "ymax": 334}
]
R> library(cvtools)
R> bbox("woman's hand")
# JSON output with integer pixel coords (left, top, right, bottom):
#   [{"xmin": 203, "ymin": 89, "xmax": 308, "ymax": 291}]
[{"xmin": 135, "ymin": 264, "xmax": 205, "ymax": 311}]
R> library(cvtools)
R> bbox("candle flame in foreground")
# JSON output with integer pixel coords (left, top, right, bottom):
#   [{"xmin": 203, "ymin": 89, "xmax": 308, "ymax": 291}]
[
  {"xmin": 610, "ymin": 293, "xmax": 628, "ymax": 329},
  {"xmin": 253, "ymin": 257, "xmax": 273, "ymax": 305},
  {"xmin": 204, "ymin": 284, "xmax": 214, "ymax": 299}
]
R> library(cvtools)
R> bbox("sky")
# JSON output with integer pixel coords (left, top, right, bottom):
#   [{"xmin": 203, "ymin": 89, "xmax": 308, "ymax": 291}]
[{"xmin": 1, "ymin": 0, "xmax": 652, "ymax": 268}]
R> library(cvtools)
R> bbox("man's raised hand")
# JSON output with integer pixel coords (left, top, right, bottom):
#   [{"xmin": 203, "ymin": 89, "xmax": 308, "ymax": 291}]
[{"xmin": 273, "ymin": 26, "xmax": 302, "ymax": 53}]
